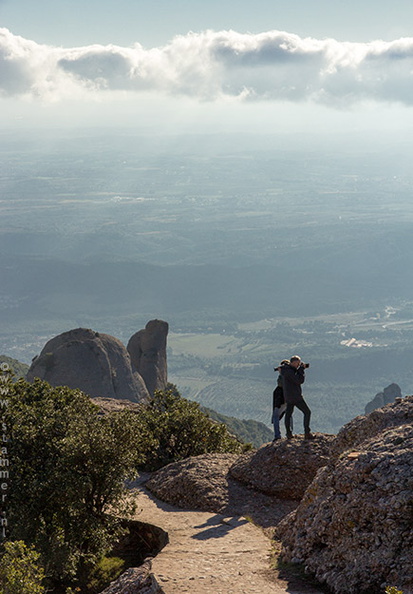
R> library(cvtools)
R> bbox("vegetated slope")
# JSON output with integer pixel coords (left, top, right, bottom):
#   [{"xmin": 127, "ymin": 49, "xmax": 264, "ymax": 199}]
[
  {"xmin": 201, "ymin": 405, "xmax": 273, "ymax": 447},
  {"xmin": 0, "ymin": 355, "xmax": 29, "ymax": 379}
]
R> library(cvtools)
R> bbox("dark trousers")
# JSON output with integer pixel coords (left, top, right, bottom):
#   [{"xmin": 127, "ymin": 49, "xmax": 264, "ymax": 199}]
[{"xmin": 285, "ymin": 399, "xmax": 311, "ymax": 435}]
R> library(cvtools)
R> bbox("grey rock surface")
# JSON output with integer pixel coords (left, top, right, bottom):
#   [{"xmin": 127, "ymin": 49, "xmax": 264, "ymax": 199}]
[
  {"xmin": 146, "ymin": 453, "xmax": 240, "ymax": 513},
  {"xmin": 331, "ymin": 393, "xmax": 411, "ymax": 459},
  {"xmin": 27, "ymin": 328, "xmax": 149, "ymax": 402},
  {"xmin": 278, "ymin": 396, "xmax": 413, "ymax": 594},
  {"xmin": 126, "ymin": 475, "xmax": 311, "ymax": 594},
  {"xmin": 99, "ymin": 563, "xmax": 164, "ymax": 594},
  {"xmin": 230, "ymin": 434, "xmax": 335, "ymax": 500},
  {"xmin": 146, "ymin": 451, "xmax": 302, "ymax": 537},
  {"xmin": 127, "ymin": 320, "xmax": 169, "ymax": 396}
]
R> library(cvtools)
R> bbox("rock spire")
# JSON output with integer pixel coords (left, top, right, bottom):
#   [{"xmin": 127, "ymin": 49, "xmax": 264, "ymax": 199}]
[{"xmin": 127, "ymin": 319, "xmax": 169, "ymax": 396}]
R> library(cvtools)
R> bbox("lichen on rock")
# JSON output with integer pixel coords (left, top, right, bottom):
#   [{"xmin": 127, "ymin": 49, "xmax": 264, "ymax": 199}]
[
  {"xmin": 277, "ymin": 396, "xmax": 413, "ymax": 594},
  {"xmin": 230, "ymin": 433, "xmax": 335, "ymax": 500}
]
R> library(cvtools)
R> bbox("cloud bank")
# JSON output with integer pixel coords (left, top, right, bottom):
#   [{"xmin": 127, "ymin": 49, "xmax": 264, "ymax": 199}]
[{"xmin": 2, "ymin": 27, "xmax": 413, "ymax": 106}]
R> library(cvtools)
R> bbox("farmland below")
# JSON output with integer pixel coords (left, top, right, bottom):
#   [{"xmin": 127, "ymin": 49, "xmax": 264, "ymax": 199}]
[{"xmin": 2, "ymin": 129, "xmax": 413, "ymax": 435}]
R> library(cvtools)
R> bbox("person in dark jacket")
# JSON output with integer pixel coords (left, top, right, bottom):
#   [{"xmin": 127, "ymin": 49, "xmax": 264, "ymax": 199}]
[
  {"xmin": 272, "ymin": 359, "xmax": 289, "ymax": 441},
  {"xmin": 280, "ymin": 355, "xmax": 313, "ymax": 439}
]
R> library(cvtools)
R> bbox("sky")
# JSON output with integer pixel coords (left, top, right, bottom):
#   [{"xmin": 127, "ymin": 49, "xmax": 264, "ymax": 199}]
[{"xmin": 2, "ymin": 0, "xmax": 413, "ymax": 135}]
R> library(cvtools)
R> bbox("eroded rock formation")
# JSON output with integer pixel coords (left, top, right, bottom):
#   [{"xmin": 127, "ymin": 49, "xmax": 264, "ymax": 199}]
[
  {"xmin": 278, "ymin": 396, "xmax": 413, "ymax": 594},
  {"xmin": 146, "ymin": 453, "xmax": 240, "ymax": 513},
  {"xmin": 230, "ymin": 434, "xmax": 334, "ymax": 500},
  {"xmin": 364, "ymin": 382, "xmax": 402, "ymax": 414},
  {"xmin": 99, "ymin": 563, "xmax": 163, "ymax": 594},
  {"xmin": 331, "ymin": 392, "xmax": 410, "ymax": 459},
  {"xmin": 127, "ymin": 320, "xmax": 169, "ymax": 396},
  {"xmin": 27, "ymin": 328, "xmax": 149, "ymax": 402},
  {"xmin": 94, "ymin": 396, "xmax": 413, "ymax": 593},
  {"xmin": 145, "ymin": 452, "xmax": 297, "ymax": 533}
]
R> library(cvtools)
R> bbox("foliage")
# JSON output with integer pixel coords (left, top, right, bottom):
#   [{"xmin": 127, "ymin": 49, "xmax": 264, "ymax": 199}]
[
  {"xmin": 5, "ymin": 378, "xmax": 154, "ymax": 588},
  {"xmin": 0, "ymin": 540, "xmax": 45, "ymax": 594},
  {"xmin": 385, "ymin": 588, "xmax": 403, "ymax": 594},
  {"xmin": 2, "ymin": 377, "xmax": 246, "ymax": 590},
  {"xmin": 85, "ymin": 555, "xmax": 125, "ymax": 594},
  {"xmin": 137, "ymin": 385, "xmax": 247, "ymax": 470}
]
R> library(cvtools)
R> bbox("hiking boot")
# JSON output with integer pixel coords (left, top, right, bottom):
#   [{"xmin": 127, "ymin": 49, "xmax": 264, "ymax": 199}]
[
  {"xmin": 304, "ymin": 433, "xmax": 315, "ymax": 440},
  {"xmin": 286, "ymin": 432, "xmax": 293, "ymax": 439}
]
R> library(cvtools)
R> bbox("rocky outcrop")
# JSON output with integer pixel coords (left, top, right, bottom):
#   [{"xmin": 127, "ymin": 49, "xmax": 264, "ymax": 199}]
[
  {"xmin": 27, "ymin": 328, "xmax": 149, "ymax": 402},
  {"xmin": 127, "ymin": 320, "xmax": 169, "ymax": 396},
  {"xmin": 229, "ymin": 434, "xmax": 335, "ymax": 500},
  {"xmin": 364, "ymin": 382, "xmax": 402, "ymax": 414},
  {"xmin": 145, "ymin": 453, "xmax": 297, "ymax": 535},
  {"xmin": 330, "ymin": 394, "xmax": 411, "ymax": 459},
  {"xmin": 278, "ymin": 396, "xmax": 413, "ymax": 594},
  {"xmin": 129, "ymin": 472, "xmax": 292, "ymax": 594},
  {"xmin": 99, "ymin": 563, "xmax": 164, "ymax": 594},
  {"xmin": 99, "ymin": 397, "xmax": 412, "ymax": 594},
  {"xmin": 146, "ymin": 453, "xmax": 240, "ymax": 513}
]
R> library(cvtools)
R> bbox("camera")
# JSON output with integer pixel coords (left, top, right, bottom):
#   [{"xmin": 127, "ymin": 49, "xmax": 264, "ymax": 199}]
[{"xmin": 274, "ymin": 362, "xmax": 309, "ymax": 371}]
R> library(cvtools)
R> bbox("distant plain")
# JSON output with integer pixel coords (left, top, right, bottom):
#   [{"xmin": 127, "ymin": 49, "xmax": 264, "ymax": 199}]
[{"xmin": 2, "ymin": 129, "xmax": 413, "ymax": 435}]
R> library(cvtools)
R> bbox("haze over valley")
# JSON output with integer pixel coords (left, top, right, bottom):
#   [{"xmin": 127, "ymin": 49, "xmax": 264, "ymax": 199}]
[{"xmin": 2, "ymin": 129, "xmax": 413, "ymax": 434}]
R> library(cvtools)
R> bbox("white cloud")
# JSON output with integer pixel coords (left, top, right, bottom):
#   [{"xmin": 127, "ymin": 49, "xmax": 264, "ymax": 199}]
[{"xmin": 2, "ymin": 27, "xmax": 413, "ymax": 106}]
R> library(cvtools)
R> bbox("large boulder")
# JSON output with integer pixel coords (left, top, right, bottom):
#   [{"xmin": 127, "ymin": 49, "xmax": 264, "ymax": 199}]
[
  {"xmin": 364, "ymin": 382, "xmax": 402, "ymax": 414},
  {"xmin": 145, "ymin": 453, "xmax": 297, "ymax": 532},
  {"xmin": 27, "ymin": 328, "xmax": 149, "ymax": 402},
  {"xmin": 229, "ymin": 434, "xmax": 335, "ymax": 500},
  {"xmin": 99, "ymin": 563, "xmax": 163, "ymax": 594},
  {"xmin": 331, "ymin": 393, "xmax": 411, "ymax": 459},
  {"xmin": 127, "ymin": 320, "xmax": 168, "ymax": 396},
  {"xmin": 278, "ymin": 396, "xmax": 413, "ymax": 594},
  {"xmin": 146, "ymin": 453, "xmax": 240, "ymax": 513}
]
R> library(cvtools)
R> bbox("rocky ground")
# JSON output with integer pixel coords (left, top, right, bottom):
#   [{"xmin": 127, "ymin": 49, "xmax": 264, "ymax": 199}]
[
  {"xmin": 116, "ymin": 467, "xmax": 326, "ymax": 594},
  {"xmin": 101, "ymin": 436, "xmax": 329, "ymax": 593},
  {"xmin": 229, "ymin": 434, "xmax": 334, "ymax": 501},
  {"xmin": 101, "ymin": 396, "xmax": 413, "ymax": 594},
  {"xmin": 145, "ymin": 452, "xmax": 298, "ymax": 539},
  {"xmin": 279, "ymin": 397, "xmax": 413, "ymax": 594}
]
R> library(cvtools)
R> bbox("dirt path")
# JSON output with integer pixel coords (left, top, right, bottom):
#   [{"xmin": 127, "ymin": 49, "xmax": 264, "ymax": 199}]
[{"xmin": 130, "ymin": 478, "xmax": 325, "ymax": 594}]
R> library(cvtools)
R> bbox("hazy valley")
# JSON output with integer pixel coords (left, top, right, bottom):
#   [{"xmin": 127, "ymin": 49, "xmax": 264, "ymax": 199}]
[{"xmin": 2, "ymin": 129, "xmax": 413, "ymax": 434}]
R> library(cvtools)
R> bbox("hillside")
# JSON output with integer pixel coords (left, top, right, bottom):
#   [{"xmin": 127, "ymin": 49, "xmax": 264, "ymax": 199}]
[
  {"xmin": 201, "ymin": 406, "xmax": 273, "ymax": 447},
  {"xmin": 0, "ymin": 355, "xmax": 29, "ymax": 379}
]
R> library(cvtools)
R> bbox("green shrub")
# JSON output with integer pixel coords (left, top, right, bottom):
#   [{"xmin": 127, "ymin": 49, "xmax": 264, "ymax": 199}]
[
  {"xmin": 137, "ymin": 386, "xmax": 247, "ymax": 470},
  {"xmin": 5, "ymin": 378, "xmax": 154, "ymax": 588},
  {"xmin": 0, "ymin": 540, "xmax": 45, "ymax": 594},
  {"xmin": 2, "ymin": 377, "xmax": 246, "ymax": 591},
  {"xmin": 85, "ymin": 556, "xmax": 125, "ymax": 593}
]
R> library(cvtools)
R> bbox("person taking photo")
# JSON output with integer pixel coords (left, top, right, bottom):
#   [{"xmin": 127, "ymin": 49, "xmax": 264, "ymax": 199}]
[{"xmin": 279, "ymin": 355, "xmax": 314, "ymax": 440}]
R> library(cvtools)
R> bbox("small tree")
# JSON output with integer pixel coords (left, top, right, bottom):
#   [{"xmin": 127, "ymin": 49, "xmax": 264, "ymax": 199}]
[
  {"xmin": 5, "ymin": 378, "xmax": 155, "ymax": 587},
  {"xmin": 0, "ymin": 540, "xmax": 45, "ymax": 594},
  {"xmin": 138, "ymin": 386, "xmax": 246, "ymax": 470}
]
